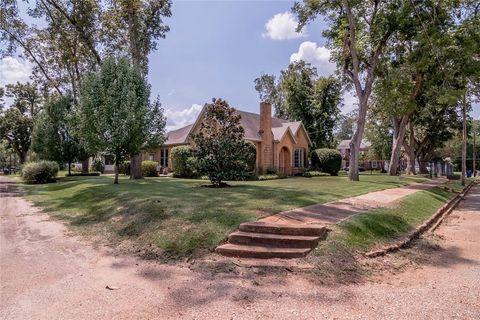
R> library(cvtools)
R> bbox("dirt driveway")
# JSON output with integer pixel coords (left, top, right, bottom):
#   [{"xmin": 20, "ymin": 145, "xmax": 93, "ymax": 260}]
[{"xmin": 1, "ymin": 177, "xmax": 479, "ymax": 319}]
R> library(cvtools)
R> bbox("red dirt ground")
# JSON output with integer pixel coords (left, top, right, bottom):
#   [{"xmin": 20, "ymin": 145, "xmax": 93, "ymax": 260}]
[{"xmin": 1, "ymin": 178, "xmax": 479, "ymax": 319}]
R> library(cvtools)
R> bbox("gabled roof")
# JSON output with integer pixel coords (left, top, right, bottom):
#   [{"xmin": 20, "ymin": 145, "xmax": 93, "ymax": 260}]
[
  {"xmin": 338, "ymin": 139, "xmax": 371, "ymax": 150},
  {"xmin": 163, "ymin": 106, "xmax": 311, "ymax": 146},
  {"xmin": 272, "ymin": 125, "xmax": 297, "ymax": 144},
  {"xmin": 164, "ymin": 124, "xmax": 193, "ymax": 145}
]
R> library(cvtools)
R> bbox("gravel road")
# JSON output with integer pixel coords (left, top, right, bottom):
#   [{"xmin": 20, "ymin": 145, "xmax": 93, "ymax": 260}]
[{"xmin": 1, "ymin": 177, "xmax": 479, "ymax": 320}]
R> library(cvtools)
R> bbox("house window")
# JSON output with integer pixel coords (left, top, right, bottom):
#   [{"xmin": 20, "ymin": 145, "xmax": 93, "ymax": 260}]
[
  {"xmin": 160, "ymin": 148, "xmax": 169, "ymax": 167},
  {"xmin": 371, "ymin": 160, "xmax": 378, "ymax": 169},
  {"xmin": 294, "ymin": 148, "xmax": 305, "ymax": 168},
  {"xmin": 148, "ymin": 153, "xmax": 155, "ymax": 161}
]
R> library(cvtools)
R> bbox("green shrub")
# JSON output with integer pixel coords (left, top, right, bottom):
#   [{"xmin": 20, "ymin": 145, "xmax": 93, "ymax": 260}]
[
  {"xmin": 92, "ymin": 159, "xmax": 105, "ymax": 173},
  {"xmin": 185, "ymin": 156, "xmax": 200, "ymax": 178},
  {"xmin": 258, "ymin": 174, "xmax": 287, "ymax": 181},
  {"xmin": 119, "ymin": 161, "xmax": 130, "ymax": 175},
  {"xmin": 302, "ymin": 170, "xmax": 330, "ymax": 178},
  {"xmin": 265, "ymin": 167, "xmax": 277, "ymax": 175},
  {"xmin": 171, "ymin": 146, "xmax": 194, "ymax": 178},
  {"xmin": 311, "ymin": 148, "xmax": 342, "ymax": 176},
  {"xmin": 141, "ymin": 160, "xmax": 158, "ymax": 177},
  {"xmin": 244, "ymin": 141, "xmax": 257, "ymax": 172},
  {"xmin": 22, "ymin": 161, "xmax": 59, "ymax": 184}
]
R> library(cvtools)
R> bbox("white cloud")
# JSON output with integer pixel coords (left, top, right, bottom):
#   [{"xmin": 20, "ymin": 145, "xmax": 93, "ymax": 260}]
[
  {"xmin": 0, "ymin": 57, "xmax": 32, "ymax": 87},
  {"xmin": 290, "ymin": 41, "xmax": 336, "ymax": 76},
  {"xmin": 263, "ymin": 12, "xmax": 306, "ymax": 40},
  {"xmin": 165, "ymin": 104, "xmax": 203, "ymax": 131},
  {"xmin": 341, "ymin": 90, "xmax": 358, "ymax": 115}
]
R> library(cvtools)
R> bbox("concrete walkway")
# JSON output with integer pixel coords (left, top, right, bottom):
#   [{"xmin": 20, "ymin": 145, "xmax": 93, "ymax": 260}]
[
  {"xmin": 262, "ymin": 178, "xmax": 448, "ymax": 226},
  {"xmin": 217, "ymin": 178, "xmax": 447, "ymax": 258}
]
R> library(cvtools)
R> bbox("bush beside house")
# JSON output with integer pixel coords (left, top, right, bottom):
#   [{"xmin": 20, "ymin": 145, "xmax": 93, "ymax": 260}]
[
  {"xmin": 171, "ymin": 146, "xmax": 195, "ymax": 178},
  {"xmin": 21, "ymin": 161, "xmax": 59, "ymax": 184},
  {"xmin": 311, "ymin": 148, "xmax": 342, "ymax": 176},
  {"xmin": 141, "ymin": 160, "xmax": 158, "ymax": 177}
]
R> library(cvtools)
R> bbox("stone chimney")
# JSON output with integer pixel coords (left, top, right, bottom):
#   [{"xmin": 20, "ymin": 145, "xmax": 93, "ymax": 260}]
[{"xmin": 259, "ymin": 102, "xmax": 273, "ymax": 171}]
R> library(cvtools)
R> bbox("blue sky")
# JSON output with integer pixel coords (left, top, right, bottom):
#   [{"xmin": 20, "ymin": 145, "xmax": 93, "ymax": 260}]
[
  {"xmin": 148, "ymin": 0, "xmax": 334, "ymax": 130},
  {"xmin": 0, "ymin": 0, "xmax": 478, "ymax": 130}
]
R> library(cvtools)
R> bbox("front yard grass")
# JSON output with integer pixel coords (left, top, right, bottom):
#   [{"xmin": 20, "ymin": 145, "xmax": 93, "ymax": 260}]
[{"xmin": 22, "ymin": 173, "xmax": 429, "ymax": 260}]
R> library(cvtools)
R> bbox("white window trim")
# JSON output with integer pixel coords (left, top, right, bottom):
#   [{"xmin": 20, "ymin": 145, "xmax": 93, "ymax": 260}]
[{"xmin": 294, "ymin": 148, "xmax": 304, "ymax": 168}]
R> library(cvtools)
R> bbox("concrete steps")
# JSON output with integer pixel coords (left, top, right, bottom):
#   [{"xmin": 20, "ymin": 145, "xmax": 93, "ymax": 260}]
[
  {"xmin": 215, "ymin": 221, "xmax": 327, "ymax": 259},
  {"xmin": 215, "ymin": 243, "xmax": 312, "ymax": 259},
  {"xmin": 228, "ymin": 231, "xmax": 320, "ymax": 248},
  {"xmin": 239, "ymin": 222, "xmax": 326, "ymax": 236}
]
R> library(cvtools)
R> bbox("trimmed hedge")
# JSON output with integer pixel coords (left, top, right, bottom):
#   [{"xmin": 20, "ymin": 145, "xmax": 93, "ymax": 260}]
[
  {"xmin": 171, "ymin": 146, "xmax": 194, "ymax": 178},
  {"xmin": 22, "ymin": 161, "xmax": 59, "ymax": 184},
  {"xmin": 141, "ymin": 160, "xmax": 158, "ymax": 177},
  {"xmin": 311, "ymin": 148, "xmax": 342, "ymax": 176}
]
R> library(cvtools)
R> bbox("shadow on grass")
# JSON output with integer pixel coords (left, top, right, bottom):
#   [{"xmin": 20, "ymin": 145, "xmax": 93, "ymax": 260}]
[{"xmin": 22, "ymin": 175, "xmax": 440, "ymax": 261}]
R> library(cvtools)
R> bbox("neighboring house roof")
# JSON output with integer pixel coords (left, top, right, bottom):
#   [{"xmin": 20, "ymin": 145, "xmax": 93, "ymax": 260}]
[
  {"xmin": 337, "ymin": 139, "xmax": 371, "ymax": 150},
  {"xmin": 163, "ymin": 107, "xmax": 311, "ymax": 146}
]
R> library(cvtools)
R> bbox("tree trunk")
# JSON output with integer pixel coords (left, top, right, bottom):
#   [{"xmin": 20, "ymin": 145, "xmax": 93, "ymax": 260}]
[
  {"xmin": 418, "ymin": 160, "xmax": 429, "ymax": 174},
  {"xmin": 114, "ymin": 157, "xmax": 120, "ymax": 184},
  {"xmin": 348, "ymin": 93, "xmax": 370, "ymax": 181},
  {"xmin": 130, "ymin": 154, "xmax": 143, "ymax": 180},
  {"xmin": 461, "ymin": 94, "xmax": 467, "ymax": 186},
  {"xmin": 473, "ymin": 125, "xmax": 476, "ymax": 177},
  {"xmin": 68, "ymin": 161, "xmax": 71, "ymax": 176},
  {"xmin": 404, "ymin": 121, "xmax": 416, "ymax": 175},
  {"xmin": 126, "ymin": 0, "xmax": 144, "ymax": 180},
  {"xmin": 405, "ymin": 150, "xmax": 415, "ymax": 175},
  {"xmin": 81, "ymin": 158, "xmax": 89, "ymax": 174},
  {"xmin": 388, "ymin": 116, "xmax": 408, "ymax": 176},
  {"xmin": 18, "ymin": 151, "xmax": 27, "ymax": 165}
]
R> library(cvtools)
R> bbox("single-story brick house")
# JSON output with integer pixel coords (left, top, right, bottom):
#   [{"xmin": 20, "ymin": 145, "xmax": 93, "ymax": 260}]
[
  {"xmin": 337, "ymin": 139, "xmax": 384, "ymax": 170},
  {"xmin": 142, "ymin": 102, "xmax": 312, "ymax": 176}
]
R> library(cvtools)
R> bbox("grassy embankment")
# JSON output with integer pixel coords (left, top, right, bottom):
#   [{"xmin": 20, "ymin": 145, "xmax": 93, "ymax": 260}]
[{"xmin": 307, "ymin": 179, "xmax": 469, "ymax": 282}]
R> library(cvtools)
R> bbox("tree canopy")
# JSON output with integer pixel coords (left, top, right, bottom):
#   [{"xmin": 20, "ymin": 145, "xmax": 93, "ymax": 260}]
[
  {"xmin": 192, "ymin": 98, "xmax": 254, "ymax": 187},
  {"xmin": 78, "ymin": 57, "xmax": 154, "ymax": 184},
  {"xmin": 254, "ymin": 61, "xmax": 342, "ymax": 149},
  {"xmin": 31, "ymin": 95, "xmax": 87, "ymax": 174}
]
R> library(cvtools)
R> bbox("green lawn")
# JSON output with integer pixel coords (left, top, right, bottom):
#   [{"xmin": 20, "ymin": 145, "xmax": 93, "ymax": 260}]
[{"xmin": 22, "ymin": 173, "xmax": 430, "ymax": 259}]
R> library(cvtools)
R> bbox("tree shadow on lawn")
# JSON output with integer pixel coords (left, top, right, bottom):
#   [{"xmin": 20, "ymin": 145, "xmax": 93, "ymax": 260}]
[
  {"xmin": 29, "ymin": 179, "xmax": 308, "ymax": 259},
  {"xmin": 26, "ymin": 176, "xmax": 438, "ymax": 261}
]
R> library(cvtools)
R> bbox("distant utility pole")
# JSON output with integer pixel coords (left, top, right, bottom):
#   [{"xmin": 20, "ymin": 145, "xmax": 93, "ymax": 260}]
[{"xmin": 461, "ymin": 93, "xmax": 467, "ymax": 186}]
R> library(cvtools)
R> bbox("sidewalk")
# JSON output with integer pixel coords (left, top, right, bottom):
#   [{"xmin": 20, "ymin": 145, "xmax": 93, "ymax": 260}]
[
  {"xmin": 261, "ymin": 178, "xmax": 448, "ymax": 226},
  {"xmin": 216, "ymin": 178, "xmax": 448, "ymax": 258}
]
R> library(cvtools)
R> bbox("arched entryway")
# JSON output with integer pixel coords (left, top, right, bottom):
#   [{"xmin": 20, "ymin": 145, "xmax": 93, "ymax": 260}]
[{"xmin": 278, "ymin": 146, "xmax": 292, "ymax": 176}]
